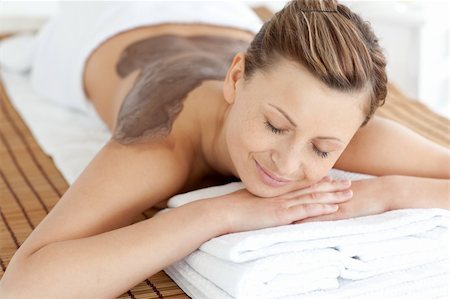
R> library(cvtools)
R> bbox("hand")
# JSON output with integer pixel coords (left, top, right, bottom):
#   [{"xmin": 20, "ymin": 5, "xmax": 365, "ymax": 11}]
[
  {"xmin": 294, "ymin": 176, "xmax": 392, "ymax": 223},
  {"xmin": 209, "ymin": 176, "xmax": 353, "ymax": 234}
]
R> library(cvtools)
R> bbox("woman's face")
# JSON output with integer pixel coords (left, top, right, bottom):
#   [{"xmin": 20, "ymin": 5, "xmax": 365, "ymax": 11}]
[{"xmin": 223, "ymin": 54, "xmax": 368, "ymax": 198}]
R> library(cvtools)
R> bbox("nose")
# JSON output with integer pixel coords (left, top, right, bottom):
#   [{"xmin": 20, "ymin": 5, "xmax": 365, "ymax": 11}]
[{"xmin": 271, "ymin": 142, "xmax": 305, "ymax": 179}]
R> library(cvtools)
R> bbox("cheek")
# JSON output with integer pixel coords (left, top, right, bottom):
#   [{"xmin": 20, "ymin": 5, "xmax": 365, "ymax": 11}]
[
  {"xmin": 309, "ymin": 146, "xmax": 350, "ymax": 183},
  {"xmin": 314, "ymin": 164, "xmax": 333, "ymax": 181},
  {"xmin": 227, "ymin": 102, "xmax": 268, "ymax": 148},
  {"xmin": 227, "ymin": 114, "xmax": 266, "ymax": 157},
  {"xmin": 295, "ymin": 147, "xmax": 340, "ymax": 185},
  {"xmin": 300, "ymin": 159, "xmax": 332, "ymax": 185}
]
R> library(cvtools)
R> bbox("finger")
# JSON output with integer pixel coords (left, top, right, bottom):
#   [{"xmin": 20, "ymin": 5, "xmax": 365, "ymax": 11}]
[
  {"xmin": 287, "ymin": 189, "xmax": 353, "ymax": 206},
  {"xmin": 322, "ymin": 175, "xmax": 333, "ymax": 182},
  {"xmin": 295, "ymin": 212, "xmax": 343, "ymax": 223},
  {"xmin": 288, "ymin": 203, "xmax": 339, "ymax": 221},
  {"xmin": 293, "ymin": 204, "xmax": 349, "ymax": 224},
  {"xmin": 292, "ymin": 208, "xmax": 343, "ymax": 224},
  {"xmin": 289, "ymin": 179, "xmax": 351, "ymax": 198},
  {"xmin": 316, "ymin": 175, "xmax": 332, "ymax": 184}
]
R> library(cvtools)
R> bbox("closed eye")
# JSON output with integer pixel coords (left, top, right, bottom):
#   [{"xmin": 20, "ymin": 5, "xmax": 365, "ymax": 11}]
[
  {"xmin": 265, "ymin": 121, "xmax": 330, "ymax": 158},
  {"xmin": 312, "ymin": 145, "xmax": 329, "ymax": 158},
  {"xmin": 264, "ymin": 121, "xmax": 285, "ymax": 135}
]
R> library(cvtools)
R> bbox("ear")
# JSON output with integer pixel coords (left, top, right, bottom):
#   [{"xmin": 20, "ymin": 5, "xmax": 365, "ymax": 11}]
[{"xmin": 223, "ymin": 52, "xmax": 245, "ymax": 105}]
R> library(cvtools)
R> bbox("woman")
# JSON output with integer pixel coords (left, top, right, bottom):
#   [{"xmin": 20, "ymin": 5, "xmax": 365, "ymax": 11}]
[{"xmin": 1, "ymin": 1, "xmax": 448, "ymax": 298}]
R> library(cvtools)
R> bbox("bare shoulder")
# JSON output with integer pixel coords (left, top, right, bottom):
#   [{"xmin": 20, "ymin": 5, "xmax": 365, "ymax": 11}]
[
  {"xmin": 13, "ymin": 136, "xmax": 198, "ymax": 259},
  {"xmin": 334, "ymin": 115, "xmax": 449, "ymax": 178}
]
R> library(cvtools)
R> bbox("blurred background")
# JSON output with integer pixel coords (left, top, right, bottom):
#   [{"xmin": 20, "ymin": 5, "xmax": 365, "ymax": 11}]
[{"xmin": 0, "ymin": 0, "xmax": 449, "ymax": 118}]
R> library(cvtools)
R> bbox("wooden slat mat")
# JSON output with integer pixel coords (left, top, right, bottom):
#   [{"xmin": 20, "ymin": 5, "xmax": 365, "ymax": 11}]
[
  {"xmin": 0, "ymin": 78, "xmax": 183, "ymax": 298},
  {"xmin": 1, "ymin": 10, "xmax": 449, "ymax": 299}
]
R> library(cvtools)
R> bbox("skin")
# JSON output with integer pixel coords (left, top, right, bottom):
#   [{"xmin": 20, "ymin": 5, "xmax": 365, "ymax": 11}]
[
  {"xmin": 216, "ymin": 53, "xmax": 367, "ymax": 198},
  {"xmin": 114, "ymin": 34, "xmax": 249, "ymax": 144},
  {"xmin": 1, "ymin": 27, "xmax": 449, "ymax": 299}
]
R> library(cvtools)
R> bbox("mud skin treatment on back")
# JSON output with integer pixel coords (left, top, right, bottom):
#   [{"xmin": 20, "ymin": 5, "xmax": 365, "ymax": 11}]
[{"xmin": 113, "ymin": 34, "xmax": 249, "ymax": 144}]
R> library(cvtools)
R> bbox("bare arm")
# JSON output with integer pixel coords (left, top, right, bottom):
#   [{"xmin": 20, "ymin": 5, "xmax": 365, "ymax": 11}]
[
  {"xmin": 335, "ymin": 114, "xmax": 450, "ymax": 179},
  {"xmin": 0, "ymin": 137, "xmax": 202, "ymax": 298},
  {"xmin": 1, "ymin": 199, "xmax": 225, "ymax": 299},
  {"xmin": 388, "ymin": 175, "xmax": 450, "ymax": 210}
]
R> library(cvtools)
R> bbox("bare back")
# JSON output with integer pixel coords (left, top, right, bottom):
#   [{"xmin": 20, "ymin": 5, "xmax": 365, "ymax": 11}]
[
  {"xmin": 83, "ymin": 23, "xmax": 251, "ymax": 198},
  {"xmin": 83, "ymin": 23, "xmax": 254, "ymax": 132}
]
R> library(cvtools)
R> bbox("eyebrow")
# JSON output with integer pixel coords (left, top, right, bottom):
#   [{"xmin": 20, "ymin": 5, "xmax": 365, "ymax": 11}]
[
  {"xmin": 268, "ymin": 103, "xmax": 343, "ymax": 142},
  {"xmin": 269, "ymin": 103, "xmax": 298, "ymax": 128}
]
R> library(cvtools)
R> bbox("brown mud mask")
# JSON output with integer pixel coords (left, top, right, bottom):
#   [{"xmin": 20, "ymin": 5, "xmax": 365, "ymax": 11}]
[{"xmin": 112, "ymin": 34, "xmax": 250, "ymax": 144}]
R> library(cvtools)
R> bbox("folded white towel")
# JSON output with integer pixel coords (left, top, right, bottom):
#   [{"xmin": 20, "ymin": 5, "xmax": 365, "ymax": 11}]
[
  {"xmin": 168, "ymin": 174, "xmax": 449, "ymax": 263},
  {"xmin": 181, "ymin": 234, "xmax": 448, "ymax": 298},
  {"xmin": 167, "ymin": 181, "xmax": 245, "ymax": 208},
  {"xmin": 165, "ymin": 258, "xmax": 450, "ymax": 299},
  {"xmin": 163, "ymin": 169, "xmax": 450, "ymax": 298},
  {"xmin": 185, "ymin": 248, "xmax": 343, "ymax": 298},
  {"xmin": 301, "ymin": 258, "xmax": 450, "ymax": 299},
  {"xmin": 335, "ymin": 227, "xmax": 447, "ymax": 261},
  {"xmin": 198, "ymin": 208, "xmax": 449, "ymax": 263},
  {"xmin": 0, "ymin": 32, "xmax": 37, "ymax": 73}
]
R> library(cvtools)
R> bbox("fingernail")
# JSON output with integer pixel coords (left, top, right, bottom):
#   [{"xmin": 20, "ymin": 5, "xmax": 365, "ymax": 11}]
[
  {"xmin": 341, "ymin": 180, "xmax": 351, "ymax": 186},
  {"xmin": 328, "ymin": 204, "xmax": 339, "ymax": 211},
  {"xmin": 343, "ymin": 189, "xmax": 353, "ymax": 197}
]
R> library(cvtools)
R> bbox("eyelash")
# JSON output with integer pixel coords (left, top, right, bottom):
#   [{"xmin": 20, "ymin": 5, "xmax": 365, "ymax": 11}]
[
  {"xmin": 264, "ymin": 121, "xmax": 329, "ymax": 159},
  {"xmin": 264, "ymin": 121, "xmax": 284, "ymax": 135},
  {"xmin": 313, "ymin": 146, "xmax": 329, "ymax": 159}
]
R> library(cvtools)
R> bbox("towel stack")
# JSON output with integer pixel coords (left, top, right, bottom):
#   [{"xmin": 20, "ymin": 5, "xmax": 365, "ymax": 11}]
[{"xmin": 163, "ymin": 169, "xmax": 450, "ymax": 298}]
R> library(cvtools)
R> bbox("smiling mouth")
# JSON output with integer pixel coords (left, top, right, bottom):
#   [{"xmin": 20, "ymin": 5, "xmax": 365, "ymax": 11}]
[{"xmin": 255, "ymin": 160, "xmax": 292, "ymax": 187}]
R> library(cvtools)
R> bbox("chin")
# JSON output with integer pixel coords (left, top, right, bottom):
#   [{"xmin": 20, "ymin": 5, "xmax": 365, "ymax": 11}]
[
  {"xmin": 245, "ymin": 184, "xmax": 280, "ymax": 198},
  {"xmin": 242, "ymin": 178, "xmax": 292, "ymax": 198},
  {"xmin": 245, "ymin": 170, "xmax": 320, "ymax": 197}
]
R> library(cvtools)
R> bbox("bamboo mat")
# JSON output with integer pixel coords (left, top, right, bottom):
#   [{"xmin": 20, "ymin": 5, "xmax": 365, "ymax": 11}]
[
  {"xmin": 1, "ymin": 7, "xmax": 449, "ymax": 299},
  {"xmin": 0, "ymin": 69, "xmax": 181, "ymax": 298}
]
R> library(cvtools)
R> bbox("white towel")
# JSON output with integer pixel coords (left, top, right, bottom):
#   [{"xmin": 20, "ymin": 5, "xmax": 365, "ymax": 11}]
[
  {"xmin": 165, "ymin": 258, "xmax": 450, "ymax": 299},
  {"xmin": 30, "ymin": 1, "xmax": 263, "ymax": 114},
  {"xmin": 184, "ymin": 248, "xmax": 343, "ymax": 298},
  {"xmin": 301, "ymin": 258, "xmax": 450, "ymax": 299},
  {"xmin": 163, "ymin": 169, "xmax": 450, "ymax": 298},
  {"xmin": 171, "ymin": 210, "xmax": 449, "ymax": 298},
  {"xmin": 166, "ymin": 169, "xmax": 448, "ymax": 263},
  {"xmin": 0, "ymin": 32, "xmax": 37, "ymax": 73},
  {"xmin": 198, "ymin": 208, "xmax": 449, "ymax": 262},
  {"xmin": 180, "ymin": 235, "xmax": 448, "ymax": 298}
]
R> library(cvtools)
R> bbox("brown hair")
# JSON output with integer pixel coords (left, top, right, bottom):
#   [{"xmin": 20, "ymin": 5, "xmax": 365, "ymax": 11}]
[{"xmin": 244, "ymin": 0, "xmax": 387, "ymax": 126}]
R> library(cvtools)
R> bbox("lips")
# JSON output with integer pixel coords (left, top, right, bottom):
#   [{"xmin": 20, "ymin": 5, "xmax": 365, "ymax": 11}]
[
  {"xmin": 255, "ymin": 160, "xmax": 291, "ymax": 187},
  {"xmin": 258, "ymin": 162, "xmax": 292, "ymax": 182}
]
